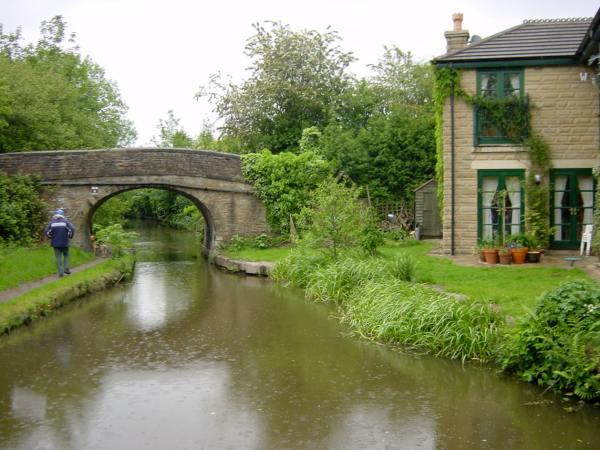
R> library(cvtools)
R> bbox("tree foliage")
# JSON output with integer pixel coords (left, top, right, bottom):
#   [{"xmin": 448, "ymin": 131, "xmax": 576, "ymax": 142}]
[
  {"xmin": 0, "ymin": 171, "xmax": 47, "ymax": 244},
  {"xmin": 151, "ymin": 110, "xmax": 194, "ymax": 148},
  {"xmin": 297, "ymin": 179, "xmax": 366, "ymax": 259},
  {"xmin": 0, "ymin": 16, "xmax": 136, "ymax": 152},
  {"xmin": 241, "ymin": 150, "xmax": 332, "ymax": 233},
  {"xmin": 199, "ymin": 22, "xmax": 355, "ymax": 153}
]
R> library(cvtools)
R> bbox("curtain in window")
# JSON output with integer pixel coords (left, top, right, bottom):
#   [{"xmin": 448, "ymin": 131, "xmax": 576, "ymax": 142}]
[
  {"xmin": 504, "ymin": 74, "xmax": 520, "ymax": 97},
  {"xmin": 482, "ymin": 177, "xmax": 498, "ymax": 239},
  {"xmin": 554, "ymin": 176, "xmax": 568, "ymax": 240},
  {"xmin": 505, "ymin": 176, "xmax": 521, "ymax": 235},
  {"xmin": 578, "ymin": 175, "xmax": 594, "ymax": 225}
]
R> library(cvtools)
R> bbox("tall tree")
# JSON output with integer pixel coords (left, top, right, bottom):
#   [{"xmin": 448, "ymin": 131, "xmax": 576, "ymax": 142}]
[
  {"xmin": 319, "ymin": 47, "xmax": 435, "ymax": 203},
  {"xmin": 151, "ymin": 110, "xmax": 194, "ymax": 148},
  {"xmin": 0, "ymin": 16, "xmax": 136, "ymax": 152},
  {"xmin": 198, "ymin": 22, "xmax": 355, "ymax": 153}
]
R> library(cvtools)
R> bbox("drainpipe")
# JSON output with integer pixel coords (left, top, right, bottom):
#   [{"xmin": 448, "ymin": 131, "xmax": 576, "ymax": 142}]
[{"xmin": 450, "ymin": 64, "xmax": 456, "ymax": 256}]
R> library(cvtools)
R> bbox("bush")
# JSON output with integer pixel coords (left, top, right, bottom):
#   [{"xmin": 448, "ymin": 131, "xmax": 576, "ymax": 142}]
[
  {"xmin": 95, "ymin": 224, "xmax": 138, "ymax": 258},
  {"xmin": 502, "ymin": 279, "xmax": 600, "ymax": 400},
  {"xmin": 0, "ymin": 171, "xmax": 47, "ymax": 244}
]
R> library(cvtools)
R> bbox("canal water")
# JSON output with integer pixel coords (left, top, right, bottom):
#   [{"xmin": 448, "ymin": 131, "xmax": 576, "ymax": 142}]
[{"xmin": 1, "ymin": 224, "xmax": 599, "ymax": 449}]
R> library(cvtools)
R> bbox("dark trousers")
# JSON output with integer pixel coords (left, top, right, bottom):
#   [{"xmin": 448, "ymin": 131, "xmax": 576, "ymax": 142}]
[{"xmin": 53, "ymin": 247, "xmax": 70, "ymax": 276}]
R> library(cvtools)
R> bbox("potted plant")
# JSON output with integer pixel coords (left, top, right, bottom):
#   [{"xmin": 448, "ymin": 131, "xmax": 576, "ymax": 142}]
[
  {"xmin": 477, "ymin": 238, "xmax": 494, "ymax": 262},
  {"xmin": 498, "ymin": 247, "xmax": 512, "ymax": 264},
  {"xmin": 481, "ymin": 239, "xmax": 499, "ymax": 264},
  {"xmin": 525, "ymin": 235, "xmax": 542, "ymax": 263},
  {"xmin": 507, "ymin": 233, "xmax": 531, "ymax": 264}
]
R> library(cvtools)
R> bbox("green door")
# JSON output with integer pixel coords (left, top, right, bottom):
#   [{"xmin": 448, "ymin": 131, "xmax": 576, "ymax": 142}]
[{"xmin": 550, "ymin": 169, "xmax": 594, "ymax": 249}]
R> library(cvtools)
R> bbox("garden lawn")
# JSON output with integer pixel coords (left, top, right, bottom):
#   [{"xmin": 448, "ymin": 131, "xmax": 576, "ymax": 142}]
[
  {"xmin": 378, "ymin": 242, "xmax": 589, "ymax": 318},
  {"xmin": 0, "ymin": 245, "xmax": 95, "ymax": 291}
]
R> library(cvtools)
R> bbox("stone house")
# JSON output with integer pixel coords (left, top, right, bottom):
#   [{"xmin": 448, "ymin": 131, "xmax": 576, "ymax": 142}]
[{"xmin": 433, "ymin": 10, "xmax": 600, "ymax": 254}]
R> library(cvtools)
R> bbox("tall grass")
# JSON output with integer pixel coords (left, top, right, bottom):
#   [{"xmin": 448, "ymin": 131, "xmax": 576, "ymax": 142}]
[
  {"xmin": 273, "ymin": 249, "xmax": 503, "ymax": 361},
  {"xmin": 345, "ymin": 279, "xmax": 503, "ymax": 362}
]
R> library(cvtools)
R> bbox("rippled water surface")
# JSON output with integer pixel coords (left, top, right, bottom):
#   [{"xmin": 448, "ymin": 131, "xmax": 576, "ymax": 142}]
[{"xmin": 1, "ymin": 223, "xmax": 599, "ymax": 449}]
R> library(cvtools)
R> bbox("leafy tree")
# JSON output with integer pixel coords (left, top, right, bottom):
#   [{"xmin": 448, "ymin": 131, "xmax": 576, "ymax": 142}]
[
  {"xmin": 0, "ymin": 16, "xmax": 136, "ymax": 152},
  {"xmin": 318, "ymin": 47, "xmax": 436, "ymax": 203},
  {"xmin": 151, "ymin": 110, "xmax": 194, "ymax": 148},
  {"xmin": 297, "ymin": 179, "xmax": 365, "ymax": 259},
  {"xmin": 199, "ymin": 22, "xmax": 355, "ymax": 153},
  {"xmin": 241, "ymin": 150, "xmax": 332, "ymax": 232},
  {"xmin": 321, "ymin": 103, "xmax": 435, "ymax": 202},
  {"xmin": 0, "ymin": 171, "xmax": 47, "ymax": 244},
  {"xmin": 368, "ymin": 46, "xmax": 433, "ymax": 107}
]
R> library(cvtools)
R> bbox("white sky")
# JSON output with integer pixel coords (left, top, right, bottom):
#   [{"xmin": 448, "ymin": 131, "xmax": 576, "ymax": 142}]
[{"xmin": 3, "ymin": 0, "xmax": 598, "ymax": 146}]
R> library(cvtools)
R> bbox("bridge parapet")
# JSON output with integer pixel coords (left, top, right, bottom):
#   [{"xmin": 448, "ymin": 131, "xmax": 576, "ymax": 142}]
[{"xmin": 0, "ymin": 148, "xmax": 245, "ymax": 182}]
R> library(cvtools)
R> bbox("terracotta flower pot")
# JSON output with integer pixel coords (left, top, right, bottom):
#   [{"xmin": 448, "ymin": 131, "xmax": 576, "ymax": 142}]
[
  {"xmin": 499, "ymin": 253, "xmax": 512, "ymax": 264},
  {"xmin": 510, "ymin": 247, "xmax": 529, "ymax": 264},
  {"xmin": 483, "ymin": 249, "xmax": 499, "ymax": 264}
]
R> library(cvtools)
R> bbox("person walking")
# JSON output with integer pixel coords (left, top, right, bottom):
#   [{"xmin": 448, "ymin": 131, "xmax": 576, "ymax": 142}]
[{"xmin": 44, "ymin": 209, "xmax": 75, "ymax": 277}]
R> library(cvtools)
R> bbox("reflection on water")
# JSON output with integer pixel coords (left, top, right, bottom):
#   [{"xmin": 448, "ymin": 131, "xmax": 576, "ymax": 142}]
[{"xmin": 0, "ymin": 222, "xmax": 599, "ymax": 449}]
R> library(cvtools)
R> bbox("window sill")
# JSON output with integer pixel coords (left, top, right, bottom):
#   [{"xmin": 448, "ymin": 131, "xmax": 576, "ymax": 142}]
[{"xmin": 474, "ymin": 144, "xmax": 526, "ymax": 153}]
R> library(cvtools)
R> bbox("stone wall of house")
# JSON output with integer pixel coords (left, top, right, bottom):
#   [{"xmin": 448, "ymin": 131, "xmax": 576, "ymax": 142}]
[{"xmin": 442, "ymin": 65, "xmax": 599, "ymax": 254}]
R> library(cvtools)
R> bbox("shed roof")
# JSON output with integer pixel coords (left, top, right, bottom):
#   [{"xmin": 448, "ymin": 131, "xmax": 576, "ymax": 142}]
[
  {"xmin": 435, "ymin": 17, "xmax": 592, "ymax": 64},
  {"xmin": 413, "ymin": 178, "xmax": 437, "ymax": 192}
]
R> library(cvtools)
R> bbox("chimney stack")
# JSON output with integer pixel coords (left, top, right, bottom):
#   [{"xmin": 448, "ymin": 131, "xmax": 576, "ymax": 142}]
[{"xmin": 444, "ymin": 13, "xmax": 470, "ymax": 53}]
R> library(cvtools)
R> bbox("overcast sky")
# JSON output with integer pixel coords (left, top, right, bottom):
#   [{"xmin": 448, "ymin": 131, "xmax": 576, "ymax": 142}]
[{"xmin": 3, "ymin": 0, "xmax": 598, "ymax": 146}]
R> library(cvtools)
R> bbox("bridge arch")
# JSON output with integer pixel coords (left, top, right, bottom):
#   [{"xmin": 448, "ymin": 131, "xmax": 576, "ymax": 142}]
[
  {"xmin": 87, "ymin": 185, "xmax": 218, "ymax": 252},
  {"xmin": 0, "ymin": 148, "xmax": 269, "ymax": 254}
]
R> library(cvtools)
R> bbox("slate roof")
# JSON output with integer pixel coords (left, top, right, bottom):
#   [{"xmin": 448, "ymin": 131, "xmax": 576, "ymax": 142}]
[{"xmin": 435, "ymin": 18, "xmax": 593, "ymax": 63}]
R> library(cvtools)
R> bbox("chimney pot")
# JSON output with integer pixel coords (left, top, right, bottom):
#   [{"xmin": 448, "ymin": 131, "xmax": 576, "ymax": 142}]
[{"xmin": 452, "ymin": 13, "xmax": 464, "ymax": 31}]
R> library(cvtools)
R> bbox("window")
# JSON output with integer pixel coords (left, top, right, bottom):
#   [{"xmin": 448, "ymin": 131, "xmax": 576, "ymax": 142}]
[
  {"xmin": 477, "ymin": 170, "xmax": 525, "ymax": 242},
  {"xmin": 475, "ymin": 69, "xmax": 524, "ymax": 145}
]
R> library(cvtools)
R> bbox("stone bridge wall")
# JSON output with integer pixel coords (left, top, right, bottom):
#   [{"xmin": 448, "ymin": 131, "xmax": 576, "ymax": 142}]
[{"xmin": 0, "ymin": 148, "xmax": 269, "ymax": 253}]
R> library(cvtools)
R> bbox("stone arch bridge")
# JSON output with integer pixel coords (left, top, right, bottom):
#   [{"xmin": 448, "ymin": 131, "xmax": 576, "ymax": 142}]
[{"xmin": 0, "ymin": 148, "xmax": 269, "ymax": 254}]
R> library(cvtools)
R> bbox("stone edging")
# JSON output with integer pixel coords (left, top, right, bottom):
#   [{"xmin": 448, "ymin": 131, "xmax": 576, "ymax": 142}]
[{"xmin": 210, "ymin": 253, "xmax": 274, "ymax": 276}]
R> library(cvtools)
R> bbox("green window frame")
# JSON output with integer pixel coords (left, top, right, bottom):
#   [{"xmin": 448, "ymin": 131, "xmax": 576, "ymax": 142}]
[
  {"xmin": 475, "ymin": 69, "xmax": 524, "ymax": 145},
  {"xmin": 477, "ymin": 169, "xmax": 525, "ymax": 242}
]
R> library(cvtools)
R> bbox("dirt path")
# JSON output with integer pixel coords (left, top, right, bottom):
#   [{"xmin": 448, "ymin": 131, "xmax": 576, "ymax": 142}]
[{"xmin": 0, "ymin": 259, "xmax": 106, "ymax": 304}]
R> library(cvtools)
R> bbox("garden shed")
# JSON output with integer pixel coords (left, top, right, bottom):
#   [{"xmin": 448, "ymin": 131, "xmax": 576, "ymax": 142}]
[{"xmin": 414, "ymin": 179, "xmax": 442, "ymax": 239}]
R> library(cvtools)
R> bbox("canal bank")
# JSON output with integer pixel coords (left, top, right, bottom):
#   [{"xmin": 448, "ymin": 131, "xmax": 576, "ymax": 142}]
[{"xmin": 0, "ymin": 255, "xmax": 134, "ymax": 334}]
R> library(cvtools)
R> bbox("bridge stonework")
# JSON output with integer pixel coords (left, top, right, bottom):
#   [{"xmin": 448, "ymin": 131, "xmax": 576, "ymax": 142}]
[{"xmin": 0, "ymin": 148, "xmax": 269, "ymax": 254}]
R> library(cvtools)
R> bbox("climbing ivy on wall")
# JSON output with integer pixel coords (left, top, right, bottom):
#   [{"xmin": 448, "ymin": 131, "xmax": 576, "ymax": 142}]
[
  {"xmin": 432, "ymin": 66, "xmax": 553, "ymax": 246},
  {"xmin": 432, "ymin": 66, "xmax": 462, "ymax": 214}
]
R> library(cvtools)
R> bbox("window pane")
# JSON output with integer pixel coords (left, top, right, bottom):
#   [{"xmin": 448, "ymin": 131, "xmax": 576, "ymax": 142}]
[
  {"xmin": 504, "ymin": 73, "xmax": 520, "ymax": 97},
  {"xmin": 480, "ymin": 73, "xmax": 497, "ymax": 97},
  {"xmin": 479, "ymin": 110, "xmax": 500, "ymax": 137}
]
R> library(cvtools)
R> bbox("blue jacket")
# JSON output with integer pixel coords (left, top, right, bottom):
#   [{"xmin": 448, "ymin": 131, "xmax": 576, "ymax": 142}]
[{"xmin": 44, "ymin": 215, "xmax": 75, "ymax": 248}]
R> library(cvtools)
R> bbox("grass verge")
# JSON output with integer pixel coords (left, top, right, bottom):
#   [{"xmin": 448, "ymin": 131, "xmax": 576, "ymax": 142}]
[
  {"xmin": 0, "ymin": 254, "xmax": 135, "ymax": 334},
  {"xmin": 229, "ymin": 240, "xmax": 589, "ymax": 318},
  {"xmin": 0, "ymin": 245, "xmax": 96, "ymax": 291}
]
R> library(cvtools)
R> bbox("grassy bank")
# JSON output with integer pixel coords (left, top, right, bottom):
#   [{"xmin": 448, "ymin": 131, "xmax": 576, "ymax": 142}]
[
  {"xmin": 0, "ymin": 245, "xmax": 96, "ymax": 291},
  {"xmin": 226, "ymin": 241, "xmax": 589, "ymax": 318},
  {"xmin": 0, "ymin": 254, "xmax": 135, "ymax": 334}
]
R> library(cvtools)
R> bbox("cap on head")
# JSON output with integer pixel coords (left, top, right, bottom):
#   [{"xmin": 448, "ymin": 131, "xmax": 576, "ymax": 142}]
[{"xmin": 55, "ymin": 209, "xmax": 65, "ymax": 216}]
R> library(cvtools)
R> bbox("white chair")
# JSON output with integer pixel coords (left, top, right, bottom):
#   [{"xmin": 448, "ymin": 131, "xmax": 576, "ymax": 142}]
[{"xmin": 580, "ymin": 224, "xmax": 593, "ymax": 256}]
